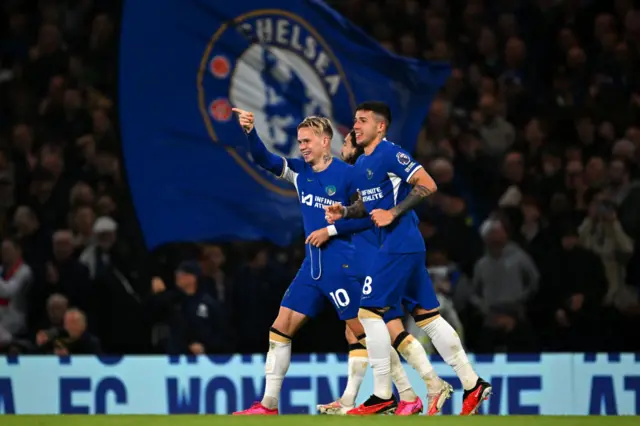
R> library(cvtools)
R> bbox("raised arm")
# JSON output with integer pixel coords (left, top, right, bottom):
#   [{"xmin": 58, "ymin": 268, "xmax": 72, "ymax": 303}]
[
  {"xmin": 233, "ymin": 107, "xmax": 285, "ymax": 177},
  {"xmin": 246, "ymin": 129, "xmax": 286, "ymax": 176},
  {"xmin": 390, "ymin": 167, "xmax": 437, "ymax": 219}
]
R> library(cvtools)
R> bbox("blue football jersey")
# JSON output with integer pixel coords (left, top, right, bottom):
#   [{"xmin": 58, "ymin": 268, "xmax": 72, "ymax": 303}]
[
  {"xmin": 247, "ymin": 129, "xmax": 357, "ymax": 258},
  {"xmin": 280, "ymin": 157, "xmax": 358, "ymax": 258},
  {"xmin": 353, "ymin": 140, "xmax": 425, "ymax": 254}
]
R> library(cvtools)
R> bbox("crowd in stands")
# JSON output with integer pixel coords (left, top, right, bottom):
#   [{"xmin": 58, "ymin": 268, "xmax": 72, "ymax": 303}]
[{"xmin": 1, "ymin": 0, "xmax": 639, "ymax": 355}]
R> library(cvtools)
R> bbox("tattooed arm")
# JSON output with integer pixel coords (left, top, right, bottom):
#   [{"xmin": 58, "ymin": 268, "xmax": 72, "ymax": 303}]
[
  {"xmin": 343, "ymin": 193, "xmax": 368, "ymax": 218},
  {"xmin": 390, "ymin": 168, "xmax": 437, "ymax": 219}
]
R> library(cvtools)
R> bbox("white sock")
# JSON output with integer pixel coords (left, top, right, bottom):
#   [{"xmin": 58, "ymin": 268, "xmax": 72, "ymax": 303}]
[
  {"xmin": 420, "ymin": 316, "xmax": 478, "ymax": 390},
  {"xmin": 261, "ymin": 331, "xmax": 292, "ymax": 409},
  {"xmin": 389, "ymin": 348, "xmax": 418, "ymax": 401},
  {"xmin": 357, "ymin": 336, "xmax": 417, "ymax": 401},
  {"xmin": 360, "ymin": 313, "xmax": 393, "ymax": 399},
  {"xmin": 396, "ymin": 333, "xmax": 442, "ymax": 394},
  {"xmin": 341, "ymin": 350, "xmax": 368, "ymax": 406}
]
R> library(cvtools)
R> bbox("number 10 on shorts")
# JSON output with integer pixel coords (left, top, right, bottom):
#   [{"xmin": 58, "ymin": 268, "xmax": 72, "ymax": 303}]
[{"xmin": 329, "ymin": 289, "xmax": 350, "ymax": 307}]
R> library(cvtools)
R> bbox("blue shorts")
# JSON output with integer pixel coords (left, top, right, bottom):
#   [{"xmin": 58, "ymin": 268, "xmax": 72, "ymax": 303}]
[
  {"xmin": 354, "ymin": 276, "xmax": 416, "ymax": 322},
  {"xmin": 281, "ymin": 257, "xmax": 360, "ymax": 321},
  {"xmin": 383, "ymin": 300, "xmax": 417, "ymax": 322},
  {"xmin": 353, "ymin": 239, "xmax": 416, "ymax": 322},
  {"xmin": 360, "ymin": 251, "xmax": 440, "ymax": 312}
]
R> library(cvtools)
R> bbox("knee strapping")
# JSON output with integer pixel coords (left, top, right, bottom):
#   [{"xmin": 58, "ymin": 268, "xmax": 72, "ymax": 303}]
[
  {"xmin": 392, "ymin": 330, "xmax": 412, "ymax": 352},
  {"xmin": 356, "ymin": 332, "xmax": 367, "ymax": 348},
  {"xmin": 413, "ymin": 310, "xmax": 440, "ymax": 328},
  {"xmin": 348, "ymin": 342, "xmax": 367, "ymax": 358},
  {"xmin": 358, "ymin": 307, "xmax": 385, "ymax": 320},
  {"xmin": 269, "ymin": 327, "xmax": 292, "ymax": 344}
]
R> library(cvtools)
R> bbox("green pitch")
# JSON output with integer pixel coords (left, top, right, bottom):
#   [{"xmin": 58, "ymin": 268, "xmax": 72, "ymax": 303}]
[{"xmin": 1, "ymin": 416, "xmax": 638, "ymax": 426}]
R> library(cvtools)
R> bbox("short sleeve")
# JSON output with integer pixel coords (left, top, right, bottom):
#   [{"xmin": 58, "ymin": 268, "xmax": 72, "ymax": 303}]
[{"xmin": 387, "ymin": 145, "xmax": 423, "ymax": 183}]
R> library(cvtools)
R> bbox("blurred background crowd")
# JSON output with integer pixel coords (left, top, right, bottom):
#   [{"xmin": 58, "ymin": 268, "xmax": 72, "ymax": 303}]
[{"xmin": 0, "ymin": 0, "xmax": 639, "ymax": 356}]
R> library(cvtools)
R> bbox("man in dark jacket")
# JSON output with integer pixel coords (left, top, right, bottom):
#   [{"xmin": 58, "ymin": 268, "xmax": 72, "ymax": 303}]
[
  {"xmin": 35, "ymin": 308, "xmax": 101, "ymax": 354},
  {"xmin": 151, "ymin": 261, "xmax": 226, "ymax": 354}
]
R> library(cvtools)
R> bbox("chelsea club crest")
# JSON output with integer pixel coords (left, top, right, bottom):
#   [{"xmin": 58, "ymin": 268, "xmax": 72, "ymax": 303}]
[
  {"xmin": 325, "ymin": 185, "xmax": 337, "ymax": 196},
  {"xmin": 197, "ymin": 10, "xmax": 356, "ymax": 196},
  {"xmin": 366, "ymin": 169, "xmax": 374, "ymax": 179}
]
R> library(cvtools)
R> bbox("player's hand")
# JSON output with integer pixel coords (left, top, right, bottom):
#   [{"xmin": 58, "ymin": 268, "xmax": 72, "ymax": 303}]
[
  {"xmin": 231, "ymin": 108, "xmax": 255, "ymax": 133},
  {"xmin": 370, "ymin": 209, "xmax": 395, "ymax": 227},
  {"xmin": 189, "ymin": 342, "xmax": 205, "ymax": 355},
  {"xmin": 324, "ymin": 204, "xmax": 344, "ymax": 224},
  {"xmin": 305, "ymin": 228, "xmax": 330, "ymax": 247}
]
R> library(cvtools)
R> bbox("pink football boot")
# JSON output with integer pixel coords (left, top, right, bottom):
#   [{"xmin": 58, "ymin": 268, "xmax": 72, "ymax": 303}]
[
  {"xmin": 395, "ymin": 397, "xmax": 423, "ymax": 415},
  {"xmin": 232, "ymin": 402, "xmax": 278, "ymax": 415}
]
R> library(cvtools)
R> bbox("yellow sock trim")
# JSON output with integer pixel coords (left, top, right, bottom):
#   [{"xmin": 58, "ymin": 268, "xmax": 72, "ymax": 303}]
[
  {"xmin": 349, "ymin": 349, "xmax": 368, "ymax": 358},
  {"xmin": 269, "ymin": 331, "xmax": 291, "ymax": 343},
  {"xmin": 416, "ymin": 313, "xmax": 440, "ymax": 328},
  {"xmin": 358, "ymin": 308, "xmax": 382, "ymax": 320}
]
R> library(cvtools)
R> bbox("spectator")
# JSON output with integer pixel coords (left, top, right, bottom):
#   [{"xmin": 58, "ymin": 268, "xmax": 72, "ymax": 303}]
[
  {"xmin": 477, "ymin": 94, "xmax": 515, "ymax": 157},
  {"xmin": 79, "ymin": 216, "xmax": 120, "ymax": 280},
  {"xmin": 70, "ymin": 204, "xmax": 96, "ymax": 251},
  {"xmin": 544, "ymin": 225, "xmax": 608, "ymax": 351},
  {"xmin": 0, "ymin": 238, "xmax": 33, "ymax": 345},
  {"xmin": 199, "ymin": 245, "xmax": 231, "ymax": 303},
  {"xmin": 36, "ymin": 308, "xmax": 101, "ymax": 354},
  {"xmin": 13, "ymin": 205, "xmax": 51, "ymax": 268},
  {"xmin": 607, "ymin": 158, "xmax": 640, "ymax": 239},
  {"xmin": 47, "ymin": 230, "xmax": 92, "ymax": 313},
  {"xmin": 579, "ymin": 190, "xmax": 635, "ymax": 310},
  {"xmin": 472, "ymin": 219, "xmax": 539, "ymax": 352},
  {"xmin": 79, "ymin": 216, "xmax": 143, "ymax": 352},
  {"xmin": 150, "ymin": 261, "xmax": 227, "ymax": 355},
  {"xmin": 40, "ymin": 293, "xmax": 69, "ymax": 332}
]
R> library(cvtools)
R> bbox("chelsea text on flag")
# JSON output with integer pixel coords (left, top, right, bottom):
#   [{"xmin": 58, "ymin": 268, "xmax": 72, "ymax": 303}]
[{"xmin": 118, "ymin": 0, "xmax": 451, "ymax": 249}]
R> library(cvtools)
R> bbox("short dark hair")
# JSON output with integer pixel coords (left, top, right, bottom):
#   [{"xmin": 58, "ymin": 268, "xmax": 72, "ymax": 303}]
[
  {"xmin": 346, "ymin": 130, "xmax": 364, "ymax": 164},
  {"xmin": 348, "ymin": 130, "xmax": 357, "ymax": 148},
  {"xmin": 356, "ymin": 101, "xmax": 392, "ymax": 128}
]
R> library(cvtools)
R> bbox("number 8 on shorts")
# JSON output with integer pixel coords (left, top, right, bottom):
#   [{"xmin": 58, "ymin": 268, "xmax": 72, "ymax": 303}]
[{"xmin": 363, "ymin": 276, "xmax": 373, "ymax": 295}]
